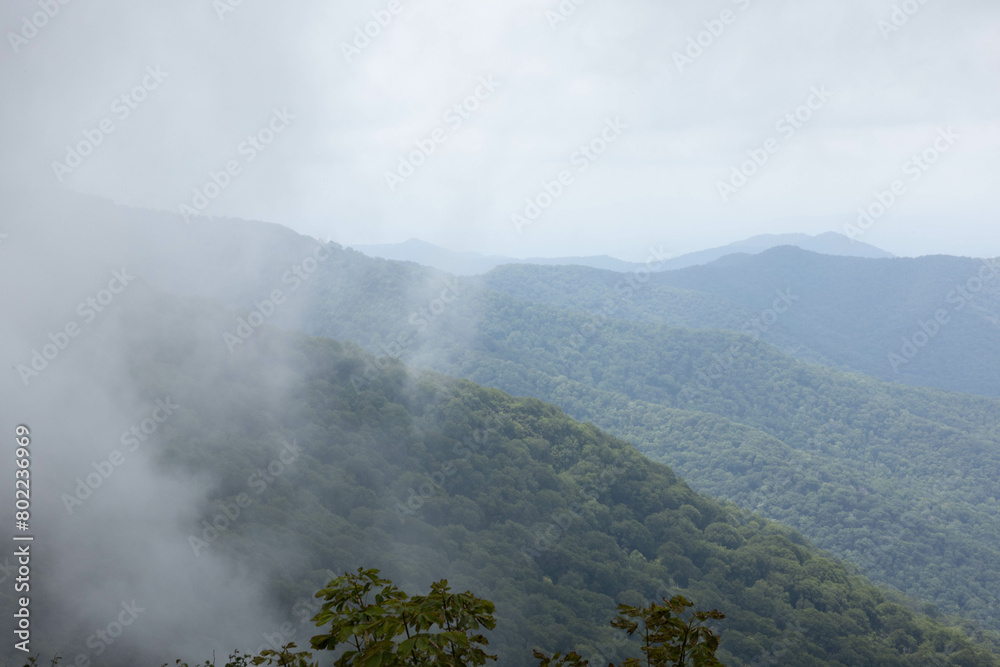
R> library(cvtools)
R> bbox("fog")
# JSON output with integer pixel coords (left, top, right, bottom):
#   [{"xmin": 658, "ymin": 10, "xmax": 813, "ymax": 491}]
[
  {"xmin": 0, "ymin": 183, "xmax": 488, "ymax": 664},
  {"xmin": 0, "ymin": 191, "xmax": 331, "ymax": 662},
  {"xmin": 1, "ymin": 0, "xmax": 997, "ymax": 260},
  {"xmin": 2, "ymin": 0, "xmax": 999, "ymax": 664}
]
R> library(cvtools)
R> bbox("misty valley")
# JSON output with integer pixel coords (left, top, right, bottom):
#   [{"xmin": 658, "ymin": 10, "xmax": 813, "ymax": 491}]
[
  {"xmin": 2, "ymin": 192, "xmax": 1000, "ymax": 666},
  {"xmin": 2, "ymin": 3, "xmax": 997, "ymax": 664}
]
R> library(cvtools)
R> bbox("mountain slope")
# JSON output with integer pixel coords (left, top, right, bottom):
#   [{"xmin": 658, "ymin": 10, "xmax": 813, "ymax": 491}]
[
  {"xmin": 480, "ymin": 247, "xmax": 1000, "ymax": 396},
  {"xmin": 270, "ymin": 249, "xmax": 1000, "ymax": 632},
  {"xmin": 9, "ymin": 193, "xmax": 1000, "ymax": 640},
  {"xmin": 6, "ymin": 279, "xmax": 998, "ymax": 666}
]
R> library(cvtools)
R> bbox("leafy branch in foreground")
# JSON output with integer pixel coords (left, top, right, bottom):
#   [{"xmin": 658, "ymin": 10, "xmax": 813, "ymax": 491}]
[
  {"xmin": 611, "ymin": 596, "xmax": 726, "ymax": 667},
  {"xmin": 534, "ymin": 594, "xmax": 726, "ymax": 667},
  {"xmin": 307, "ymin": 568, "xmax": 725, "ymax": 667},
  {"xmin": 19, "ymin": 572, "xmax": 724, "ymax": 667},
  {"xmin": 310, "ymin": 567, "xmax": 497, "ymax": 665}
]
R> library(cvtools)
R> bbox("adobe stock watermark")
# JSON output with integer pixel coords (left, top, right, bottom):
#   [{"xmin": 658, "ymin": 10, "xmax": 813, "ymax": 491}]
[
  {"xmin": 512, "ymin": 116, "xmax": 628, "ymax": 234},
  {"xmin": 350, "ymin": 276, "xmax": 463, "ymax": 391},
  {"xmin": 51, "ymin": 65, "xmax": 169, "ymax": 183},
  {"xmin": 844, "ymin": 127, "xmax": 958, "ymax": 240},
  {"xmin": 673, "ymin": 0, "xmax": 753, "ymax": 74},
  {"xmin": 744, "ymin": 458, "xmax": 808, "ymax": 514},
  {"xmin": 877, "ymin": 0, "xmax": 932, "ymax": 41},
  {"xmin": 887, "ymin": 257, "xmax": 1000, "ymax": 373},
  {"xmin": 341, "ymin": 0, "xmax": 407, "ymax": 64},
  {"xmin": 223, "ymin": 243, "xmax": 332, "ymax": 353},
  {"xmin": 249, "ymin": 570, "xmax": 337, "ymax": 656},
  {"xmin": 61, "ymin": 398, "xmax": 181, "ymax": 515},
  {"xmin": 520, "ymin": 454, "xmax": 630, "ymax": 563},
  {"xmin": 747, "ymin": 620, "xmax": 804, "ymax": 667},
  {"xmin": 556, "ymin": 246, "xmax": 671, "ymax": 359},
  {"xmin": 574, "ymin": 576, "xmax": 680, "ymax": 665},
  {"xmin": 179, "ymin": 107, "xmax": 295, "ymax": 222},
  {"xmin": 545, "ymin": 0, "xmax": 588, "ymax": 31},
  {"xmin": 394, "ymin": 410, "xmax": 510, "ymax": 523},
  {"xmin": 678, "ymin": 288, "xmax": 799, "ymax": 401},
  {"xmin": 74, "ymin": 600, "xmax": 145, "ymax": 665},
  {"xmin": 7, "ymin": 0, "xmax": 74, "ymax": 55},
  {"xmin": 16, "ymin": 268, "xmax": 135, "ymax": 387},
  {"xmin": 213, "ymin": 0, "xmax": 248, "ymax": 21},
  {"xmin": 717, "ymin": 85, "xmax": 831, "ymax": 202},
  {"xmin": 188, "ymin": 439, "xmax": 302, "ymax": 556},
  {"xmin": 384, "ymin": 76, "xmax": 500, "ymax": 192}
]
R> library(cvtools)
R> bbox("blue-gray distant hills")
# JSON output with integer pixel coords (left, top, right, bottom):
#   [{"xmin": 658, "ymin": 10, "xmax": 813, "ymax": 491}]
[
  {"xmin": 350, "ymin": 237, "xmax": 642, "ymax": 274},
  {"xmin": 351, "ymin": 232, "xmax": 892, "ymax": 275},
  {"xmin": 654, "ymin": 231, "xmax": 893, "ymax": 270}
]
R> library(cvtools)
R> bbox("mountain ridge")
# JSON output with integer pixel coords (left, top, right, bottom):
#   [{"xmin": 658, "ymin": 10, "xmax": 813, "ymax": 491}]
[
  {"xmin": 7, "ymin": 192, "xmax": 1000, "ymax": 646},
  {"xmin": 349, "ymin": 232, "xmax": 893, "ymax": 276},
  {"xmin": 5, "ymin": 272, "xmax": 998, "ymax": 665}
]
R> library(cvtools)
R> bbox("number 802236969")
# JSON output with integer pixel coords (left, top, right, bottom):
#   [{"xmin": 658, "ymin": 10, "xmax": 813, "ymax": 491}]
[{"xmin": 15, "ymin": 425, "xmax": 31, "ymax": 532}]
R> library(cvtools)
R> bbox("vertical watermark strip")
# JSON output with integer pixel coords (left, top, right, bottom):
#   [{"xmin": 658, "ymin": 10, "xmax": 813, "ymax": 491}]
[{"xmin": 13, "ymin": 424, "xmax": 33, "ymax": 654}]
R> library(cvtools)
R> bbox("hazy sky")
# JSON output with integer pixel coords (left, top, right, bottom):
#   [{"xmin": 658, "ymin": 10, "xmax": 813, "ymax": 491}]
[{"xmin": 2, "ymin": 0, "xmax": 997, "ymax": 260}]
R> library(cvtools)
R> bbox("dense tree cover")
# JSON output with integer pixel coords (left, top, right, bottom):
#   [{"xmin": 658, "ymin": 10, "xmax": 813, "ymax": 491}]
[
  {"xmin": 15, "ymin": 203, "xmax": 1000, "ymax": 662},
  {"xmin": 18, "ymin": 288, "xmax": 996, "ymax": 666},
  {"xmin": 416, "ymin": 294, "xmax": 1000, "ymax": 631},
  {"xmin": 478, "ymin": 248, "xmax": 1000, "ymax": 396},
  {"xmin": 476, "ymin": 264, "xmax": 755, "ymax": 335},
  {"xmin": 274, "ymin": 249, "xmax": 1000, "ymax": 634}
]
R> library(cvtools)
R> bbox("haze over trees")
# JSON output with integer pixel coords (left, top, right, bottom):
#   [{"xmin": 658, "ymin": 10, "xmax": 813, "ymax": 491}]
[{"xmin": 2, "ymin": 196, "xmax": 999, "ymax": 665}]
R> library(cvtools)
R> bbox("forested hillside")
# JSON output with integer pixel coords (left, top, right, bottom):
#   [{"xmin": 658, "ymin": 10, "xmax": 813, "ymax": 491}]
[
  {"xmin": 479, "ymin": 248, "xmax": 1000, "ymax": 396},
  {"xmin": 8, "ymin": 197, "xmax": 1000, "ymax": 655},
  {"xmin": 6, "ymin": 1, "xmax": 995, "ymax": 664},
  {"xmin": 287, "ymin": 268, "xmax": 1000, "ymax": 632},
  {"xmin": 7, "ymin": 282, "xmax": 999, "ymax": 666},
  {"xmin": 221, "ymin": 237, "xmax": 1000, "ymax": 633}
]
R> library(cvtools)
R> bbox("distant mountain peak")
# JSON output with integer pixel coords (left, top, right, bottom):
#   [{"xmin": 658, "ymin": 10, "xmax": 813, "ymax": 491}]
[
  {"xmin": 351, "ymin": 232, "xmax": 892, "ymax": 276},
  {"xmin": 655, "ymin": 232, "xmax": 892, "ymax": 271},
  {"xmin": 350, "ymin": 240, "xmax": 641, "ymax": 275}
]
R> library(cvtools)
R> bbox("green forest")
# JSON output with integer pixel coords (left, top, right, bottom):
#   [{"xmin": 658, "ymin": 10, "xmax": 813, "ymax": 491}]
[
  {"xmin": 6, "ymin": 204, "xmax": 1000, "ymax": 666},
  {"xmin": 11, "ymin": 287, "xmax": 1000, "ymax": 666},
  {"xmin": 477, "ymin": 248, "xmax": 1000, "ymax": 396},
  {"xmin": 268, "ymin": 243, "xmax": 1000, "ymax": 634},
  {"xmin": 5, "ymin": 6, "xmax": 999, "ymax": 664}
]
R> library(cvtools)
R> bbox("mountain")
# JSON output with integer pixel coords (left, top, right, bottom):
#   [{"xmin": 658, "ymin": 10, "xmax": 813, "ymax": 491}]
[
  {"xmin": 274, "ymin": 252, "xmax": 1000, "ymax": 631},
  {"xmin": 479, "ymin": 247, "xmax": 1000, "ymax": 396},
  {"xmin": 6, "ymin": 192, "xmax": 1000, "ymax": 658},
  {"xmin": 655, "ymin": 232, "xmax": 893, "ymax": 271},
  {"xmin": 350, "ymin": 232, "xmax": 891, "ymax": 276},
  {"xmin": 7, "ymin": 201, "xmax": 999, "ymax": 665},
  {"xmin": 351, "ymin": 238, "xmax": 642, "ymax": 275},
  {"xmin": 252, "ymin": 238, "xmax": 1000, "ymax": 633}
]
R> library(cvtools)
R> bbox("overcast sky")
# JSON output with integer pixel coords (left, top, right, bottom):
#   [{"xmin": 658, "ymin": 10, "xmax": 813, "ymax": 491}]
[{"xmin": 2, "ymin": 0, "xmax": 997, "ymax": 261}]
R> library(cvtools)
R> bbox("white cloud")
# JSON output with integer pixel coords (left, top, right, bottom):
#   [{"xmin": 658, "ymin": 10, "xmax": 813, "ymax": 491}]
[{"xmin": 0, "ymin": 0, "xmax": 996, "ymax": 259}]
